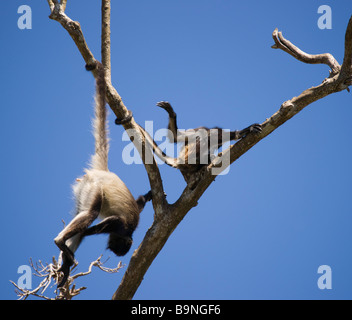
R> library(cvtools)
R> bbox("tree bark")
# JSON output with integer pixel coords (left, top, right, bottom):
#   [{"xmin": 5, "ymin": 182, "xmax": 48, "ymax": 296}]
[{"xmin": 47, "ymin": 1, "xmax": 352, "ymax": 300}]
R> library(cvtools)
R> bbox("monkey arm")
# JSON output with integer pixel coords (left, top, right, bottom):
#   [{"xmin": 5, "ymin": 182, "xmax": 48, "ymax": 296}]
[
  {"xmin": 136, "ymin": 190, "xmax": 153, "ymax": 213},
  {"xmin": 156, "ymin": 101, "xmax": 179, "ymax": 143},
  {"xmin": 230, "ymin": 123, "xmax": 262, "ymax": 140},
  {"xmin": 83, "ymin": 216, "xmax": 133, "ymax": 236},
  {"xmin": 54, "ymin": 193, "xmax": 102, "ymax": 287},
  {"xmin": 83, "ymin": 216, "xmax": 136, "ymax": 257}
]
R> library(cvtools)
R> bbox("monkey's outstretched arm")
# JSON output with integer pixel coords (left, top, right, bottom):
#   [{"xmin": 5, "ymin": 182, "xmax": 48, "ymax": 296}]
[
  {"xmin": 156, "ymin": 101, "xmax": 179, "ymax": 143},
  {"xmin": 230, "ymin": 123, "xmax": 262, "ymax": 140}
]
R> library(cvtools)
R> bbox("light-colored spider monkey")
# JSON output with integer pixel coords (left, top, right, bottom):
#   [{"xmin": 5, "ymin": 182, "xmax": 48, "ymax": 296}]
[
  {"xmin": 54, "ymin": 62, "xmax": 152, "ymax": 288},
  {"xmin": 130, "ymin": 101, "xmax": 262, "ymax": 183}
]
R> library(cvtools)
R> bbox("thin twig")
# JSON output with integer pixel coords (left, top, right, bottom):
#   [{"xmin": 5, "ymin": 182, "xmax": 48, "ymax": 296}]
[{"xmin": 11, "ymin": 255, "xmax": 122, "ymax": 300}]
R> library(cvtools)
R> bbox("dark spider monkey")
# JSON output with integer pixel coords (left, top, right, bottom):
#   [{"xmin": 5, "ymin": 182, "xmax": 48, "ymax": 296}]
[{"xmin": 137, "ymin": 101, "xmax": 262, "ymax": 182}]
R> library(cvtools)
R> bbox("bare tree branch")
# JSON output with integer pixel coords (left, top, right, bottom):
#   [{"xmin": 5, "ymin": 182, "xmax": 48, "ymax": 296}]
[
  {"xmin": 101, "ymin": 0, "xmax": 111, "ymax": 82},
  {"xmin": 61, "ymin": 0, "xmax": 67, "ymax": 12},
  {"xmin": 48, "ymin": 3, "xmax": 96, "ymax": 67},
  {"xmin": 11, "ymin": 255, "xmax": 122, "ymax": 300},
  {"xmin": 46, "ymin": 2, "xmax": 352, "ymax": 300},
  {"xmin": 271, "ymin": 28, "xmax": 341, "ymax": 76},
  {"xmin": 112, "ymin": 18, "xmax": 352, "ymax": 300},
  {"xmin": 47, "ymin": 0, "xmax": 54, "ymax": 11}
]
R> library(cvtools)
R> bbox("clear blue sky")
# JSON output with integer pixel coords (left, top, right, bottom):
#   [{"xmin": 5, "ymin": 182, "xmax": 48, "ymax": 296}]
[{"xmin": 1, "ymin": 0, "xmax": 352, "ymax": 300}]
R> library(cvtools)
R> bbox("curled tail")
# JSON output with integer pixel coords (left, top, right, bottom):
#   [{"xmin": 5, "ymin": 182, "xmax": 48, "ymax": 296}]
[{"xmin": 86, "ymin": 62, "xmax": 109, "ymax": 171}]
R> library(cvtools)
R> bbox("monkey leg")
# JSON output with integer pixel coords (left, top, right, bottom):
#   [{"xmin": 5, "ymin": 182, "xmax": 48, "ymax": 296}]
[
  {"xmin": 57, "ymin": 252, "xmax": 75, "ymax": 288},
  {"xmin": 83, "ymin": 216, "xmax": 131, "ymax": 237},
  {"xmin": 156, "ymin": 101, "xmax": 178, "ymax": 143},
  {"xmin": 230, "ymin": 123, "xmax": 262, "ymax": 140},
  {"xmin": 54, "ymin": 193, "xmax": 102, "ymax": 287},
  {"xmin": 54, "ymin": 194, "xmax": 102, "ymax": 262},
  {"xmin": 136, "ymin": 190, "xmax": 153, "ymax": 212}
]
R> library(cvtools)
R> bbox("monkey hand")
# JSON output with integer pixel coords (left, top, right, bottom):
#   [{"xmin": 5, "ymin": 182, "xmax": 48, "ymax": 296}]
[
  {"xmin": 156, "ymin": 101, "xmax": 176, "ymax": 117},
  {"xmin": 54, "ymin": 239, "xmax": 75, "ymax": 288},
  {"xmin": 248, "ymin": 123, "xmax": 262, "ymax": 134},
  {"xmin": 57, "ymin": 261, "xmax": 71, "ymax": 288},
  {"xmin": 57, "ymin": 253, "xmax": 75, "ymax": 288},
  {"xmin": 236, "ymin": 123, "xmax": 262, "ymax": 140}
]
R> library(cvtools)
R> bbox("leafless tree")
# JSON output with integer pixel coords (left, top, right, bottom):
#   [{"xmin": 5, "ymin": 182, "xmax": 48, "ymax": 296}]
[{"xmin": 44, "ymin": 0, "xmax": 352, "ymax": 300}]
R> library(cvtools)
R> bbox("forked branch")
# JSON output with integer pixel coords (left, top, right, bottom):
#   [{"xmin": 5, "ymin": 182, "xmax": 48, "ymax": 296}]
[
  {"xmin": 46, "ymin": 0, "xmax": 352, "ymax": 300},
  {"xmin": 206, "ymin": 18, "xmax": 352, "ymax": 177}
]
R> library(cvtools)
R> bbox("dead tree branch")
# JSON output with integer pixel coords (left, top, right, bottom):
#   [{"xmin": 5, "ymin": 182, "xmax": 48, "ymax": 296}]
[
  {"xmin": 46, "ymin": 0, "xmax": 352, "ymax": 300},
  {"xmin": 101, "ymin": 0, "xmax": 111, "ymax": 82},
  {"xmin": 271, "ymin": 28, "xmax": 341, "ymax": 76},
  {"xmin": 11, "ymin": 255, "xmax": 122, "ymax": 300},
  {"xmin": 113, "ymin": 16, "xmax": 352, "ymax": 300}
]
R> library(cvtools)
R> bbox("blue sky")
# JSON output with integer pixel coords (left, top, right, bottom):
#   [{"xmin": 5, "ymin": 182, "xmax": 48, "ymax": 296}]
[{"xmin": 1, "ymin": 0, "xmax": 352, "ymax": 300}]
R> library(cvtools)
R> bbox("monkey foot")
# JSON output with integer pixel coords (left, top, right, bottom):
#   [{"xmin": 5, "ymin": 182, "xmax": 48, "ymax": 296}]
[
  {"xmin": 249, "ymin": 123, "xmax": 262, "ymax": 133},
  {"xmin": 115, "ymin": 110, "xmax": 133, "ymax": 125}
]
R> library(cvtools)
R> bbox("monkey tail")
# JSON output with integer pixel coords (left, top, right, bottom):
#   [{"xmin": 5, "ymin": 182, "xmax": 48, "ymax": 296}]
[
  {"xmin": 137, "ymin": 124, "xmax": 178, "ymax": 168},
  {"xmin": 86, "ymin": 62, "xmax": 109, "ymax": 171}
]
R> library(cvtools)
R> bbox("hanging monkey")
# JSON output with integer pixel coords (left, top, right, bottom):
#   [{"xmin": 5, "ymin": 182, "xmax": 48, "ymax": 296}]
[{"xmin": 54, "ymin": 62, "xmax": 152, "ymax": 287}]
